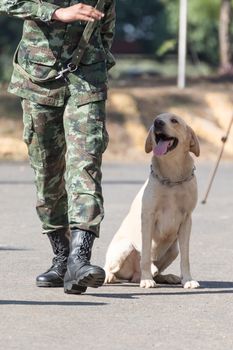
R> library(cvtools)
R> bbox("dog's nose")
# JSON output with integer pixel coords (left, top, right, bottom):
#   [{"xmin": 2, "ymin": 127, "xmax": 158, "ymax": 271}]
[{"xmin": 154, "ymin": 119, "xmax": 165, "ymax": 130}]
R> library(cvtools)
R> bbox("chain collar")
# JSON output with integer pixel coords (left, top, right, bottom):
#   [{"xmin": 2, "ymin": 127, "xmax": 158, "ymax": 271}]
[{"xmin": 150, "ymin": 165, "xmax": 196, "ymax": 187}]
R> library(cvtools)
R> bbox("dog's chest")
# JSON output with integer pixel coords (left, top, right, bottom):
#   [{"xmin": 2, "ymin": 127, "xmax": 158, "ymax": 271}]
[
  {"xmin": 153, "ymin": 178, "xmax": 197, "ymax": 212},
  {"xmin": 152, "ymin": 187, "xmax": 195, "ymax": 238},
  {"xmin": 154, "ymin": 205, "xmax": 184, "ymax": 238}
]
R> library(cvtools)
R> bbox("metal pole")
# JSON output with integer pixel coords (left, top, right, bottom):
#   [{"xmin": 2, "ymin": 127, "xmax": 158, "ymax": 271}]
[
  {"xmin": 201, "ymin": 114, "xmax": 233, "ymax": 204},
  {"xmin": 178, "ymin": 0, "xmax": 188, "ymax": 89}
]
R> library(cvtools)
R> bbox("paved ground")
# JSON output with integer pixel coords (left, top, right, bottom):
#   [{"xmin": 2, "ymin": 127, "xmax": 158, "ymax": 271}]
[{"xmin": 0, "ymin": 160, "xmax": 233, "ymax": 350}]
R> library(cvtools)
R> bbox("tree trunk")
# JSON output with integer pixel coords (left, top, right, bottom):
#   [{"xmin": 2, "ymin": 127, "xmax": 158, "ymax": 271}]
[{"xmin": 219, "ymin": 0, "xmax": 233, "ymax": 74}]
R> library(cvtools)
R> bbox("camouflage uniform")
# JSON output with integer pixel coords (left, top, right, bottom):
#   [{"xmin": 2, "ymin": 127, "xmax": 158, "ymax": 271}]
[{"xmin": 0, "ymin": 0, "xmax": 115, "ymax": 237}]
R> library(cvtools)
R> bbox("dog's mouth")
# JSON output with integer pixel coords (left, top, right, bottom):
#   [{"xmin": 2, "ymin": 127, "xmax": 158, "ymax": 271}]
[{"xmin": 154, "ymin": 133, "xmax": 178, "ymax": 156}]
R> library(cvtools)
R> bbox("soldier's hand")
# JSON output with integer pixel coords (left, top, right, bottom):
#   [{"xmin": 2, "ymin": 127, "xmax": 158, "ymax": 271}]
[{"xmin": 52, "ymin": 3, "xmax": 104, "ymax": 23}]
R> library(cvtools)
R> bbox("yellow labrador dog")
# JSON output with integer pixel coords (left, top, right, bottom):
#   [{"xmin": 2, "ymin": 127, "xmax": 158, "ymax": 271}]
[{"xmin": 104, "ymin": 113, "xmax": 200, "ymax": 289}]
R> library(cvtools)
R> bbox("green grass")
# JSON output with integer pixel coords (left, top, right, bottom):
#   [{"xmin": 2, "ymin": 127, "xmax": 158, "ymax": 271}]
[{"xmin": 110, "ymin": 56, "xmax": 214, "ymax": 79}]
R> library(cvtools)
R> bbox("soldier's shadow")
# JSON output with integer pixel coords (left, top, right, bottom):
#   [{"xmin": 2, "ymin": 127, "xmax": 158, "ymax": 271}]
[{"xmin": 0, "ymin": 300, "xmax": 107, "ymax": 306}]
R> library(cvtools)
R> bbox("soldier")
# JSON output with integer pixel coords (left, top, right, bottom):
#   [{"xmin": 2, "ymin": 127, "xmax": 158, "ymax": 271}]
[{"xmin": 0, "ymin": 0, "xmax": 115, "ymax": 294}]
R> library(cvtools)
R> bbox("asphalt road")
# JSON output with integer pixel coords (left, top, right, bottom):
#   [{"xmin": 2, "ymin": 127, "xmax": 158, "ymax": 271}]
[{"xmin": 0, "ymin": 160, "xmax": 233, "ymax": 350}]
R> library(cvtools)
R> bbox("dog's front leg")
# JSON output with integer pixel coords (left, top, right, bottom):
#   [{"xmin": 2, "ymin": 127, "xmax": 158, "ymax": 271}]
[
  {"xmin": 140, "ymin": 212, "xmax": 157, "ymax": 288},
  {"xmin": 178, "ymin": 216, "xmax": 200, "ymax": 289}
]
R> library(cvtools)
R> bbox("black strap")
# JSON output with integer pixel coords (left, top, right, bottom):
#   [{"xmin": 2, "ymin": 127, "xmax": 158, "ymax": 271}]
[
  {"xmin": 71, "ymin": 0, "xmax": 106, "ymax": 66},
  {"xmin": 56, "ymin": 0, "xmax": 106, "ymax": 79}
]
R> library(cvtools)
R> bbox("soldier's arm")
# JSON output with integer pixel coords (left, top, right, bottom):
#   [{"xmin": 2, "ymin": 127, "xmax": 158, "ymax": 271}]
[
  {"xmin": 101, "ymin": 0, "xmax": 116, "ymax": 70},
  {"xmin": 0, "ymin": 1, "xmax": 104, "ymax": 23},
  {"xmin": 0, "ymin": 0, "xmax": 59, "ymax": 22}
]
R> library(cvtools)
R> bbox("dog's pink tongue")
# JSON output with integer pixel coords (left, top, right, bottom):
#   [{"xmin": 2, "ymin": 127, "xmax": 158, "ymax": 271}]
[{"xmin": 154, "ymin": 140, "xmax": 170, "ymax": 156}]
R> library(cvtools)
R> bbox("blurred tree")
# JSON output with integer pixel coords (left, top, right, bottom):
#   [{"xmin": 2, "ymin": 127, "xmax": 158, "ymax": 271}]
[
  {"xmin": 161, "ymin": 0, "xmax": 233, "ymax": 71},
  {"xmin": 115, "ymin": 0, "xmax": 230, "ymax": 68},
  {"xmin": 0, "ymin": 17, "xmax": 22, "ymax": 81},
  {"xmin": 0, "ymin": 18, "xmax": 22, "ymax": 54},
  {"xmin": 114, "ymin": 0, "xmax": 169, "ymax": 54},
  {"xmin": 219, "ymin": 0, "xmax": 233, "ymax": 74},
  {"xmin": 163, "ymin": 0, "xmax": 220, "ymax": 65}
]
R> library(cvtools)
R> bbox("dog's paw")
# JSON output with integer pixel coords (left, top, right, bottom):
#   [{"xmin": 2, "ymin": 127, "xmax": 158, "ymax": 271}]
[
  {"xmin": 140, "ymin": 279, "xmax": 157, "ymax": 288},
  {"xmin": 182, "ymin": 280, "xmax": 200, "ymax": 289},
  {"xmin": 104, "ymin": 272, "xmax": 117, "ymax": 284}
]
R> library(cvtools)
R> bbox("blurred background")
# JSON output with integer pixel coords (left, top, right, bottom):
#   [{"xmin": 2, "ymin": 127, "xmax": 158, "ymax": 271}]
[{"xmin": 0, "ymin": 0, "xmax": 233, "ymax": 161}]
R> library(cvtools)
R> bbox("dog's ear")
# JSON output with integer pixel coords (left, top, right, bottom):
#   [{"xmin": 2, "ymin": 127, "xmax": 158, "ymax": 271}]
[
  {"xmin": 187, "ymin": 126, "xmax": 200, "ymax": 157},
  {"xmin": 145, "ymin": 127, "xmax": 153, "ymax": 153}
]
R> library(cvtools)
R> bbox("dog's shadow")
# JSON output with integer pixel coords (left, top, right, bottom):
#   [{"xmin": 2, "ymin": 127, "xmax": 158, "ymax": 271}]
[
  {"xmin": 198, "ymin": 281, "xmax": 233, "ymax": 289},
  {"xmin": 88, "ymin": 280, "xmax": 233, "ymax": 299}
]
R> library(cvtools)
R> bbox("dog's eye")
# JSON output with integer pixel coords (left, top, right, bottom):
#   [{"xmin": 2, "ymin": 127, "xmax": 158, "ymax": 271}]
[{"xmin": 171, "ymin": 118, "xmax": 178, "ymax": 124}]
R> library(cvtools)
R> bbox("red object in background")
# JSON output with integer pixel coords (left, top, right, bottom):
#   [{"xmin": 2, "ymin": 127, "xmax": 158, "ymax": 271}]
[{"xmin": 112, "ymin": 40, "xmax": 143, "ymax": 54}]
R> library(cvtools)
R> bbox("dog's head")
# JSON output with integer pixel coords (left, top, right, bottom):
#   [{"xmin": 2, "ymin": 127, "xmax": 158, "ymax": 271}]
[{"xmin": 145, "ymin": 113, "xmax": 200, "ymax": 157}]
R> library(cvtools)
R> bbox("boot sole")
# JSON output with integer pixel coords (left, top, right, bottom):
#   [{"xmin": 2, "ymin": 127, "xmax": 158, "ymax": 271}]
[
  {"xmin": 36, "ymin": 281, "xmax": 64, "ymax": 287},
  {"xmin": 64, "ymin": 268, "xmax": 105, "ymax": 294},
  {"xmin": 64, "ymin": 285, "xmax": 87, "ymax": 295}
]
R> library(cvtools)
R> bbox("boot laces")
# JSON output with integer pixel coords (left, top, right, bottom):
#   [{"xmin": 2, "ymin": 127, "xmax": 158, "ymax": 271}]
[
  {"xmin": 73, "ymin": 233, "xmax": 93, "ymax": 263},
  {"xmin": 50, "ymin": 256, "xmax": 67, "ymax": 276},
  {"xmin": 47, "ymin": 232, "xmax": 69, "ymax": 275}
]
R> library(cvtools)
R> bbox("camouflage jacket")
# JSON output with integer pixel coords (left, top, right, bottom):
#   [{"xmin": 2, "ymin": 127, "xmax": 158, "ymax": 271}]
[{"xmin": 0, "ymin": 0, "xmax": 116, "ymax": 106}]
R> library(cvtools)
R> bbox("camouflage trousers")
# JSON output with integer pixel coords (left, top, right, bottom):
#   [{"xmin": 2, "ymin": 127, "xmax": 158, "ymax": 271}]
[{"xmin": 21, "ymin": 97, "xmax": 109, "ymax": 237}]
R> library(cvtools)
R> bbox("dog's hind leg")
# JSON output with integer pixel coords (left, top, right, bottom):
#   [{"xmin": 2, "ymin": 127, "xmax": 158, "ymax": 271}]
[
  {"xmin": 104, "ymin": 271, "xmax": 119, "ymax": 284},
  {"xmin": 130, "ymin": 250, "xmax": 141, "ymax": 283},
  {"xmin": 104, "ymin": 239, "xmax": 135, "ymax": 283},
  {"xmin": 153, "ymin": 240, "xmax": 181, "ymax": 285},
  {"xmin": 154, "ymin": 274, "xmax": 181, "ymax": 285}
]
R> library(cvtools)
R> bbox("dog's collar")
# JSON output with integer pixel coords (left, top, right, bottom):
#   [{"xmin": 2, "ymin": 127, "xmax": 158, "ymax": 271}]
[{"xmin": 150, "ymin": 165, "xmax": 196, "ymax": 187}]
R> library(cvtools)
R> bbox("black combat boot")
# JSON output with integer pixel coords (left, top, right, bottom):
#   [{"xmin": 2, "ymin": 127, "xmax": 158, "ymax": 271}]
[
  {"xmin": 64, "ymin": 229, "xmax": 105, "ymax": 294},
  {"xmin": 36, "ymin": 229, "xmax": 70, "ymax": 287}
]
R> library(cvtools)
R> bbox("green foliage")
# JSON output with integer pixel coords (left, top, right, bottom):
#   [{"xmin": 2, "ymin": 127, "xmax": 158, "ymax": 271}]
[
  {"xmin": 162, "ymin": 0, "xmax": 226, "ymax": 65},
  {"xmin": 115, "ymin": 0, "xmax": 169, "ymax": 53},
  {"xmin": 0, "ymin": 17, "xmax": 22, "ymax": 81},
  {"xmin": 0, "ymin": 17, "xmax": 22, "ymax": 52},
  {"xmin": 187, "ymin": 0, "xmax": 220, "ymax": 65},
  {"xmin": 115, "ymin": 0, "xmax": 229, "ymax": 66},
  {"xmin": 156, "ymin": 39, "xmax": 177, "ymax": 57}
]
